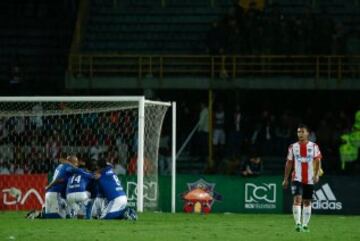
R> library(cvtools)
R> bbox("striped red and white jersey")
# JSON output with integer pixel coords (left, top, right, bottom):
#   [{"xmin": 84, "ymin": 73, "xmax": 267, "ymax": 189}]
[{"xmin": 287, "ymin": 141, "xmax": 322, "ymax": 185}]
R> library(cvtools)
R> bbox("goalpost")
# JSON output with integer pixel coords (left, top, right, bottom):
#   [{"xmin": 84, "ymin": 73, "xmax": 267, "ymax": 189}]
[{"xmin": 0, "ymin": 96, "xmax": 176, "ymax": 213}]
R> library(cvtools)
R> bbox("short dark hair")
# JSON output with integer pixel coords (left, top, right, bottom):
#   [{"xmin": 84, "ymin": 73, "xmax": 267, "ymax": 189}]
[
  {"xmin": 298, "ymin": 123, "xmax": 310, "ymax": 132},
  {"xmin": 96, "ymin": 158, "xmax": 107, "ymax": 169},
  {"xmin": 86, "ymin": 159, "xmax": 97, "ymax": 172}
]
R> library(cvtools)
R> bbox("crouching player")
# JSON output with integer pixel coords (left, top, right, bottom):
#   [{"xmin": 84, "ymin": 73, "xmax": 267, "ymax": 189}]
[
  {"xmin": 66, "ymin": 159, "xmax": 96, "ymax": 219},
  {"xmin": 26, "ymin": 155, "xmax": 92, "ymax": 219},
  {"xmin": 42, "ymin": 155, "xmax": 80, "ymax": 219},
  {"xmin": 91, "ymin": 159, "xmax": 137, "ymax": 220}
]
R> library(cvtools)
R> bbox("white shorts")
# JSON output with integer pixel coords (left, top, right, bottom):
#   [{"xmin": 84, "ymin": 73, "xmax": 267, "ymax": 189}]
[
  {"xmin": 66, "ymin": 191, "xmax": 91, "ymax": 217},
  {"xmin": 44, "ymin": 192, "xmax": 67, "ymax": 218},
  {"xmin": 67, "ymin": 191, "xmax": 90, "ymax": 204},
  {"xmin": 91, "ymin": 196, "xmax": 127, "ymax": 219},
  {"xmin": 213, "ymin": 129, "xmax": 226, "ymax": 145}
]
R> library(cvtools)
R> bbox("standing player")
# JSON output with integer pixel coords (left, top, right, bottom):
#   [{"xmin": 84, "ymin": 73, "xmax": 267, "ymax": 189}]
[
  {"xmin": 91, "ymin": 159, "xmax": 137, "ymax": 220},
  {"xmin": 282, "ymin": 124, "xmax": 322, "ymax": 232}
]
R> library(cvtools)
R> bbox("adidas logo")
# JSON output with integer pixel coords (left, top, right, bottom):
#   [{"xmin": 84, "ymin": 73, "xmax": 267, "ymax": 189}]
[{"xmin": 312, "ymin": 183, "xmax": 342, "ymax": 210}]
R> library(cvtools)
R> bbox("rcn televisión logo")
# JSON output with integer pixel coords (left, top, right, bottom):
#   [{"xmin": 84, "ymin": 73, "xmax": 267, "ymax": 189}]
[
  {"xmin": 126, "ymin": 181, "xmax": 158, "ymax": 208},
  {"xmin": 312, "ymin": 183, "xmax": 342, "ymax": 210},
  {"xmin": 244, "ymin": 183, "xmax": 277, "ymax": 209}
]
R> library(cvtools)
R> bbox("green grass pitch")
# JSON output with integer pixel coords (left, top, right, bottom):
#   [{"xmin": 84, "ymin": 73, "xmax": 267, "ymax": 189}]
[{"xmin": 1, "ymin": 212, "xmax": 360, "ymax": 241}]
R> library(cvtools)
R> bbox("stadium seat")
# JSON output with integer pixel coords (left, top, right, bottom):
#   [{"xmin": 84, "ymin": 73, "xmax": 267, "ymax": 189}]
[
  {"xmin": 0, "ymin": 1, "xmax": 77, "ymax": 93},
  {"xmin": 83, "ymin": 0, "xmax": 221, "ymax": 53}
]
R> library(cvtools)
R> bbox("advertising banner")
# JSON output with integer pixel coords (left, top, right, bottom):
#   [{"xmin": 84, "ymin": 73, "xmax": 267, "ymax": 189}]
[
  {"xmin": 0, "ymin": 174, "xmax": 47, "ymax": 211},
  {"xmin": 175, "ymin": 175, "xmax": 283, "ymax": 213},
  {"xmin": 243, "ymin": 176, "xmax": 283, "ymax": 213},
  {"xmin": 119, "ymin": 176, "xmax": 159, "ymax": 210},
  {"xmin": 119, "ymin": 174, "xmax": 360, "ymax": 214},
  {"xmin": 283, "ymin": 176, "xmax": 360, "ymax": 214},
  {"xmin": 120, "ymin": 175, "xmax": 283, "ymax": 213}
]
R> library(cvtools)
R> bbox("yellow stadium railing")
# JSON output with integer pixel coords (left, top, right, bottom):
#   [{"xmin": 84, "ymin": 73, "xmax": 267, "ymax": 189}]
[{"xmin": 68, "ymin": 55, "xmax": 360, "ymax": 80}]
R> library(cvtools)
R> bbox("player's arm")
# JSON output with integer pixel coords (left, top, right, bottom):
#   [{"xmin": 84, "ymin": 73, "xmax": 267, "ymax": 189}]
[
  {"xmin": 71, "ymin": 167, "xmax": 95, "ymax": 179},
  {"xmin": 313, "ymin": 144, "xmax": 322, "ymax": 183},
  {"xmin": 283, "ymin": 145, "xmax": 294, "ymax": 189},
  {"xmin": 313, "ymin": 158, "xmax": 321, "ymax": 183},
  {"xmin": 282, "ymin": 160, "xmax": 293, "ymax": 189},
  {"xmin": 45, "ymin": 178, "xmax": 64, "ymax": 191}
]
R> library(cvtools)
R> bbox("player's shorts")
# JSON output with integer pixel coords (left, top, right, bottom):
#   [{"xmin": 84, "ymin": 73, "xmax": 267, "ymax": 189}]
[
  {"xmin": 67, "ymin": 191, "xmax": 91, "ymax": 204},
  {"xmin": 91, "ymin": 196, "xmax": 127, "ymax": 219},
  {"xmin": 91, "ymin": 197, "xmax": 106, "ymax": 219},
  {"xmin": 44, "ymin": 192, "xmax": 67, "ymax": 218},
  {"xmin": 100, "ymin": 195, "xmax": 127, "ymax": 219},
  {"xmin": 66, "ymin": 191, "xmax": 91, "ymax": 217},
  {"xmin": 291, "ymin": 181, "xmax": 314, "ymax": 200},
  {"xmin": 213, "ymin": 129, "xmax": 226, "ymax": 145}
]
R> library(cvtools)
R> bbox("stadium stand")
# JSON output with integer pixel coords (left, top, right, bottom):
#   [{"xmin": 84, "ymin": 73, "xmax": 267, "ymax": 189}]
[
  {"xmin": 0, "ymin": 0, "xmax": 78, "ymax": 94},
  {"xmin": 82, "ymin": 0, "xmax": 231, "ymax": 53},
  {"xmin": 82, "ymin": 0, "xmax": 360, "ymax": 54},
  {"xmin": 1, "ymin": 0, "xmax": 360, "ymax": 176}
]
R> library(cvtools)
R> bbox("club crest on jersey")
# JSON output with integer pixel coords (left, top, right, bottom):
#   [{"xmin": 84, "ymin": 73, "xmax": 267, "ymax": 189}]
[{"xmin": 181, "ymin": 179, "xmax": 222, "ymax": 214}]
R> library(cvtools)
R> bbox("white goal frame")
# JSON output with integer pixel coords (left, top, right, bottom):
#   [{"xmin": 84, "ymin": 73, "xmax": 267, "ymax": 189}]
[{"xmin": 0, "ymin": 96, "xmax": 176, "ymax": 213}]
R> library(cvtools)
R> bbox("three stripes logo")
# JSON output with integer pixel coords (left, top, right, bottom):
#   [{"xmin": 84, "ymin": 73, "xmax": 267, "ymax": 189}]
[{"xmin": 312, "ymin": 183, "xmax": 342, "ymax": 210}]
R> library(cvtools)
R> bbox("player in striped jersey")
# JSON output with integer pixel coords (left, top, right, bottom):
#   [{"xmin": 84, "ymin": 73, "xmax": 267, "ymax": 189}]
[{"xmin": 282, "ymin": 124, "xmax": 322, "ymax": 232}]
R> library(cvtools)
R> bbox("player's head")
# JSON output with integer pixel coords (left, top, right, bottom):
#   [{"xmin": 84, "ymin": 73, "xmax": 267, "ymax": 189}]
[
  {"xmin": 96, "ymin": 158, "xmax": 108, "ymax": 170},
  {"xmin": 297, "ymin": 124, "xmax": 310, "ymax": 142},
  {"xmin": 67, "ymin": 155, "xmax": 79, "ymax": 167},
  {"xmin": 86, "ymin": 159, "xmax": 97, "ymax": 172},
  {"xmin": 78, "ymin": 160, "xmax": 86, "ymax": 168}
]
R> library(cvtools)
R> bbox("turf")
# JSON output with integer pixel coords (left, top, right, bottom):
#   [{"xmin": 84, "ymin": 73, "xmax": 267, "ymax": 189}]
[{"xmin": 1, "ymin": 212, "xmax": 360, "ymax": 241}]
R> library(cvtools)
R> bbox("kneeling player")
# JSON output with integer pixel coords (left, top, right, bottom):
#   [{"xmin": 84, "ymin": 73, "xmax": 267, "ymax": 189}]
[
  {"xmin": 42, "ymin": 155, "xmax": 79, "ymax": 219},
  {"xmin": 27, "ymin": 155, "xmax": 92, "ymax": 219},
  {"xmin": 91, "ymin": 159, "xmax": 137, "ymax": 220},
  {"xmin": 66, "ymin": 159, "xmax": 95, "ymax": 218}
]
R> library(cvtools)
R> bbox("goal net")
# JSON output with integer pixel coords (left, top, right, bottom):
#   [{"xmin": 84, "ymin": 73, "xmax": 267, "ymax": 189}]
[{"xmin": 0, "ymin": 96, "xmax": 170, "ymax": 212}]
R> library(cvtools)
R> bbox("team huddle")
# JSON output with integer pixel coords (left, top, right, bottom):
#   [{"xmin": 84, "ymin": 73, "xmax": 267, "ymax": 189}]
[{"xmin": 27, "ymin": 155, "xmax": 137, "ymax": 220}]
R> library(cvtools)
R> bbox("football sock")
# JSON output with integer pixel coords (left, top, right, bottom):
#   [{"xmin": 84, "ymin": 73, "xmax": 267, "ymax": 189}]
[
  {"xmin": 302, "ymin": 205, "xmax": 311, "ymax": 226},
  {"xmin": 293, "ymin": 205, "xmax": 301, "ymax": 225}
]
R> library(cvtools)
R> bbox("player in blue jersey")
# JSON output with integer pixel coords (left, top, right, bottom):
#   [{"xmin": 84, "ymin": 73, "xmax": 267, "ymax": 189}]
[
  {"xmin": 85, "ymin": 175, "xmax": 99, "ymax": 219},
  {"xmin": 84, "ymin": 159, "xmax": 99, "ymax": 219},
  {"xmin": 91, "ymin": 159, "xmax": 137, "ymax": 220},
  {"xmin": 66, "ymin": 159, "xmax": 95, "ymax": 219},
  {"xmin": 26, "ymin": 155, "xmax": 93, "ymax": 219},
  {"xmin": 42, "ymin": 155, "xmax": 79, "ymax": 218}
]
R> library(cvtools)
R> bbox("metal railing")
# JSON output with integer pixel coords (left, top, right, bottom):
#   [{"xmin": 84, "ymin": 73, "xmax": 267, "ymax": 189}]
[
  {"xmin": 110, "ymin": 0, "xmax": 227, "ymax": 8},
  {"xmin": 68, "ymin": 55, "xmax": 360, "ymax": 80}
]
